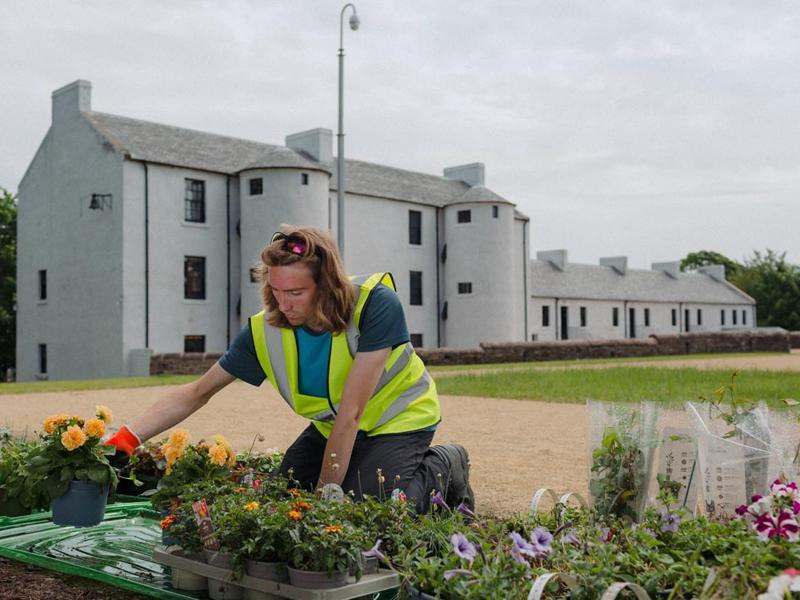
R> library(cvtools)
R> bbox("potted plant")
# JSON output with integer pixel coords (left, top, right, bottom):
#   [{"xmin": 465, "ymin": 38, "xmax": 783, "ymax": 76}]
[
  {"xmin": 117, "ymin": 440, "xmax": 166, "ymax": 496},
  {"xmin": 287, "ymin": 503, "xmax": 362, "ymax": 589},
  {"xmin": 0, "ymin": 431, "xmax": 48, "ymax": 516},
  {"xmin": 26, "ymin": 406, "xmax": 117, "ymax": 527}
]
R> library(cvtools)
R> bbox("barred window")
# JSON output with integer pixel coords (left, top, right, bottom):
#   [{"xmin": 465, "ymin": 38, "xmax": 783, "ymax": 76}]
[
  {"xmin": 671, "ymin": 309, "xmax": 677, "ymax": 327},
  {"xmin": 457, "ymin": 282, "xmax": 472, "ymax": 294},
  {"xmin": 612, "ymin": 307, "xmax": 619, "ymax": 327},
  {"xmin": 39, "ymin": 344, "xmax": 47, "ymax": 374},
  {"xmin": 742, "ymin": 310, "xmax": 747, "ymax": 325},
  {"xmin": 410, "ymin": 271, "xmax": 423, "ymax": 306},
  {"xmin": 410, "ymin": 333, "xmax": 423, "ymax": 348},
  {"xmin": 249, "ymin": 178, "xmax": 263, "ymax": 195},
  {"xmin": 184, "ymin": 256, "xmax": 206, "ymax": 300},
  {"xmin": 457, "ymin": 210, "xmax": 471, "ymax": 223},
  {"xmin": 542, "ymin": 305, "xmax": 550, "ymax": 327},
  {"xmin": 38, "ymin": 270, "xmax": 47, "ymax": 300},
  {"xmin": 580, "ymin": 306, "xmax": 587, "ymax": 327},
  {"xmin": 409, "ymin": 210, "xmax": 422, "ymax": 245},
  {"xmin": 721, "ymin": 309, "xmax": 725, "ymax": 326},
  {"xmin": 184, "ymin": 179, "xmax": 205, "ymax": 223},
  {"xmin": 644, "ymin": 308, "xmax": 650, "ymax": 327}
]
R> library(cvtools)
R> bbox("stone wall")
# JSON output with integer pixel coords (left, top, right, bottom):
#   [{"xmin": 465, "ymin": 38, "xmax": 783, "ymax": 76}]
[
  {"xmin": 417, "ymin": 329, "xmax": 790, "ymax": 366},
  {"xmin": 150, "ymin": 353, "xmax": 222, "ymax": 375},
  {"xmin": 150, "ymin": 330, "xmax": 791, "ymax": 373},
  {"xmin": 791, "ymin": 332, "xmax": 800, "ymax": 349}
]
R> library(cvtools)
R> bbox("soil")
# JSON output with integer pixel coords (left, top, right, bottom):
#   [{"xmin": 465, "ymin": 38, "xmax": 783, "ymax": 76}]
[{"xmin": 1, "ymin": 350, "xmax": 798, "ymax": 598}]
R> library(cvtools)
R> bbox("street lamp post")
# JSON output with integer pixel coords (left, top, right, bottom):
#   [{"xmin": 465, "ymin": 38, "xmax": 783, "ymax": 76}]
[{"xmin": 337, "ymin": 3, "xmax": 359, "ymax": 256}]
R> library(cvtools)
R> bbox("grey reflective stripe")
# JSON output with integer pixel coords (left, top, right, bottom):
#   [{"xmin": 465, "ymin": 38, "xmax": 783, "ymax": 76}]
[
  {"xmin": 310, "ymin": 408, "xmax": 336, "ymax": 422},
  {"xmin": 373, "ymin": 369, "xmax": 432, "ymax": 428},
  {"xmin": 345, "ymin": 319, "xmax": 359, "ymax": 357},
  {"xmin": 263, "ymin": 321, "xmax": 294, "ymax": 410},
  {"xmin": 372, "ymin": 343, "xmax": 413, "ymax": 396}
]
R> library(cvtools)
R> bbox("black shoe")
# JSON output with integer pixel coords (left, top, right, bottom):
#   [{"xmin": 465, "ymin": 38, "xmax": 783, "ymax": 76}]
[{"xmin": 429, "ymin": 444, "xmax": 475, "ymax": 511}]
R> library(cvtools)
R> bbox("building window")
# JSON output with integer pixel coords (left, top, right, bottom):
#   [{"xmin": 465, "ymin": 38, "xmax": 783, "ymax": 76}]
[
  {"xmin": 697, "ymin": 309, "xmax": 703, "ymax": 326},
  {"xmin": 742, "ymin": 310, "xmax": 747, "ymax": 325},
  {"xmin": 612, "ymin": 307, "xmax": 619, "ymax": 327},
  {"xmin": 542, "ymin": 305, "xmax": 550, "ymax": 327},
  {"xmin": 644, "ymin": 308, "xmax": 650, "ymax": 327},
  {"xmin": 733, "ymin": 310, "xmax": 738, "ymax": 325},
  {"xmin": 492, "ymin": 205, "xmax": 498, "ymax": 218},
  {"xmin": 184, "ymin": 335, "xmax": 206, "ymax": 353},
  {"xmin": 580, "ymin": 306, "xmax": 587, "ymax": 327},
  {"xmin": 671, "ymin": 308, "xmax": 677, "ymax": 327},
  {"xmin": 457, "ymin": 282, "xmax": 472, "ymax": 294},
  {"xmin": 184, "ymin": 179, "xmax": 205, "ymax": 223},
  {"xmin": 301, "ymin": 173, "xmax": 309, "ymax": 185},
  {"xmin": 410, "ymin": 333, "xmax": 423, "ymax": 348},
  {"xmin": 184, "ymin": 256, "xmax": 206, "ymax": 300},
  {"xmin": 39, "ymin": 344, "xmax": 47, "ymax": 374},
  {"xmin": 249, "ymin": 178, "xmax": 263, "ymax": 195},
  {"xmin": 409, "ymin": 271, "xmax": 422, "ymax": 305},
  {"xmin": 408, "ymin": 210, "xmax": 422, "ymax": 245},
  {"xmin": 457, "ymin": 209, "xmax": 471, "ymax": 223},
  {"xmin": 721, "ymin": 309, "xmax": 726, "ymax": 326},
  {"xmin": 38, "ymin": 269, "xmax": 47, "ymax": 300},
  {"xmin": 249, "ymin": 268, "xmax": 259, "ymax": 283}
]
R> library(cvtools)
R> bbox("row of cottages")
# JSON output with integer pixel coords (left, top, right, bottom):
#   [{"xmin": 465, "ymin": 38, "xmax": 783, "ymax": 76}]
[
  {"xmin": 16, "ymin": 80, "xmax": 530, "ymax": 381},
  {"xmin": 529, "ymin": 250, "xmax": 756, "ymax": 341}
]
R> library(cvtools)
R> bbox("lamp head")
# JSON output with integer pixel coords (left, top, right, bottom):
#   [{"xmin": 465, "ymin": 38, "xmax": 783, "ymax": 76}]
[{"xmin": 349, "ymin": 12, "xmax": 360, "ymax": 31}]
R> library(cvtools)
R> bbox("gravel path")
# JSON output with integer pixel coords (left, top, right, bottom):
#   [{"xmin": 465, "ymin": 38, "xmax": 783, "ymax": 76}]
[{"xmin": 2, "ymin": 351, "xmax": 797, "ymax": 517}]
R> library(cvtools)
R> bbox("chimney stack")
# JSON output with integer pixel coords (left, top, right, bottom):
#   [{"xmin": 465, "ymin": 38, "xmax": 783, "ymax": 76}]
[
  {"xmin": 286, "ymin": 128, "xmax": 333, "ymax": 164},
  {"xmin": 537, "ymin": 249, "xmax": 568, "ymax": 271},
  {"xmin": 600, "ymin": 256, "xmax": 628, "ymax": 275},
  {"xmin": 443, "ymin": 163, "xmax": 485, "ymax": 187},
  {"xmin": 652, "ymin": 261, "xmax": 680, "ymax": 278},
  {"xmin": 52, "ymin": 80, "xmax": 91, "ymax": 123}
]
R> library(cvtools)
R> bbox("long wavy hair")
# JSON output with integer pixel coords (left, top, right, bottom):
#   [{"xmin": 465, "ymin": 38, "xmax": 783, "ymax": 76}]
[{"xmin": 256, "ymin": 225, "xmax": 355, "ymax": 333}]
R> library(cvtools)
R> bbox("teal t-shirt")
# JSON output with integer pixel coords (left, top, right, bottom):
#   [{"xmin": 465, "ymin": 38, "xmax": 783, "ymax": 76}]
[{"xmin": 219, "ymin": 284, "xmax": 409, "ymax": 393}]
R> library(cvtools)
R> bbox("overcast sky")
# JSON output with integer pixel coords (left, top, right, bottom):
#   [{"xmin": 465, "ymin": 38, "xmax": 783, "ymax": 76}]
[{"xmin": 2, "ymin": 0, "xmax": 797, "ymax": 267}]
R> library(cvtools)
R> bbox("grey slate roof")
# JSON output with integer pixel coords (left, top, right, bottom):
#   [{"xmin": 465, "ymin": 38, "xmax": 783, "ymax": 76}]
[
  {"xmin": 530, "ymin": 261, "xmax": 755, "ymax": 304},
  {"xmin": 84, "ymin": 112, "xmax": 328, "ymax": 174},
  {"xmin": 82, "ymin": 111, "xmax": 518, "ymax": 210}
]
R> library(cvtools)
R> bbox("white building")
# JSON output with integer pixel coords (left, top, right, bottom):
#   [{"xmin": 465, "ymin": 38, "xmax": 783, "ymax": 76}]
[
  {"xmin": 16, "ymin": 80, "xmax": 531, "ymax": 381},
  {"xmin": 530, "ymin": 250, "xmax": 756, "ymax": 341}
]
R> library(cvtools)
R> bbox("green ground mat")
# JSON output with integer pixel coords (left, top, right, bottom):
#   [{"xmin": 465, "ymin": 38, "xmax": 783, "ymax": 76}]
[
  {"xmin": 0, "ymin": 500, "xmax": 400, "ymax": 600},
  {"xmin": 0, "ymin": 502, "xmax": 198, "ymax": 599}
]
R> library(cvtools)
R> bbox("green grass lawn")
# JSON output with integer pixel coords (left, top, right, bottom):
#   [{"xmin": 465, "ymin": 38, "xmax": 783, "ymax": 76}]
[
  {"xmin": 434, "ymin": 366, "xmax": 800, "ymax": 406},
  {"xmin": 426, "ymin": 351, "xmax": 784, "ymax": 373},
  {"xmin": 0, "ymin": 374, "xmax": 198, "ymax": 395}
]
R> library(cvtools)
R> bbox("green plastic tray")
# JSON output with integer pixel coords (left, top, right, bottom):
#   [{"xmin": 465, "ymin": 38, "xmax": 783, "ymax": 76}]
[{"xmin": 0, "ymin": 501, "xmax": 198, "ymax": 599}]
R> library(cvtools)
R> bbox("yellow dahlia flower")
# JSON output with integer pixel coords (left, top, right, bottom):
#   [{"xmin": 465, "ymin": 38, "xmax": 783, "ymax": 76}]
[
  {"xmin": 212, "ymin": 434, "xmax": 236, "ymax": 466},
  {"xmin": 61, "ymin": 425, "xmax": 87, "ymax": 451},
  {"xmin": 168, "ymin": 428, "xmax": 190, "ymax": 451},
  {"xmin": 83, "ymin": 418, "xmax": 106, "ymax": 438},
  {"xmin": 95, "ymin": 405, "xmax": 113, "ymax": 423},
  {"xmin": 43, "ymin": 414, "xmax": 68, "ymax": 434},
  {"xmin": 208, "ymin": 444, "xmax": 227, "ymax": 466}
]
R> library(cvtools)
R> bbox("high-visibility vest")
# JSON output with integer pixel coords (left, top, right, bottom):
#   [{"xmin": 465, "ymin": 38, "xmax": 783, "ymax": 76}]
[{"xmin": 249, "ymin": 273, "xmax": 441, "ymax": 438}]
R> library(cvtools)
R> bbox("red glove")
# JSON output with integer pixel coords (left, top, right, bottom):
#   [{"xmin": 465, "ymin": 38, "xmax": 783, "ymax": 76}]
[{"xmin": 105, "ymin": 425, "xmax": 141, "ymax": 456}]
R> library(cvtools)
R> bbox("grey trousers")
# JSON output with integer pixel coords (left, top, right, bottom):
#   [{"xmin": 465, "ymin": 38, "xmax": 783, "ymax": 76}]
[{"xmin": 277, "ymin": 424, "xmax": 448, "ymax": 513}]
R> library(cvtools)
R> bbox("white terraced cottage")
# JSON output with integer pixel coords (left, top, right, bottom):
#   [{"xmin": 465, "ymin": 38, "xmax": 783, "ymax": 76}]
[{"xmin": 16, "ymin": 81, "xmax": 755, "ymax": 381}]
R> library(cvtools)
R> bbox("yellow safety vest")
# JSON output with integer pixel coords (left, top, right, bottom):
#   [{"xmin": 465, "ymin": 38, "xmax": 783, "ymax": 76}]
[{"xmin": 249, "ymin": 273, "xmax": 441, "ymax": 438}]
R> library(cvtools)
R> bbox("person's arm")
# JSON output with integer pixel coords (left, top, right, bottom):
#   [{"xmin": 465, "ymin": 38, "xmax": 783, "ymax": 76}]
[
  {"xmin": 108, "ymin": 362, "xmax": 235, "ymax": 452},
  {"xmin": 316, "ymin": 347, "xmax": 390, "ymax": 489}
]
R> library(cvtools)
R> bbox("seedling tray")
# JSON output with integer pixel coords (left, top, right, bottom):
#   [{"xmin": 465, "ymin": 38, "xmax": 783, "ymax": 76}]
[
  {"xmin": 154, "ymin": 548, "xmax": 400, "ymax": 600},
  {"xmin": 0, "ymin": 501, "xmax": 197, "ymax": 598}
]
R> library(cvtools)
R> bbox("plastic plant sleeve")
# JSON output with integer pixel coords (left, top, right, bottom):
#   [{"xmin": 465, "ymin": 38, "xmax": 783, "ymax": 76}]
[
  {"xmin": 587, "ymin": 400, "xmax": 660, "ymax": 523},
  {"xmin": 647, "ymin": 407, "xmax": 700, "ymax": 514},
  {"xmin": 686, "ymin": 401, "xmax": 781, "ymax": 519}
]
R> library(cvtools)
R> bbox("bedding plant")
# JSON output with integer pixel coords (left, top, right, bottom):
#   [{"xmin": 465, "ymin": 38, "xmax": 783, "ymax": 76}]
[{"xmin": 0, "ymin": 430, "xmax": 48, "ymax": 515}]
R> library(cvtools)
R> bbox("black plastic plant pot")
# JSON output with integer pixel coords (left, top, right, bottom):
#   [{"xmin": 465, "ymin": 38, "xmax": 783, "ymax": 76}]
[
  {"xmin": 51, "ymin": 480, "xmax": 109, "ymax": 527},
  {"xmin": 0, "ymin": 495, "xmax": 31, "ymax": 517}
]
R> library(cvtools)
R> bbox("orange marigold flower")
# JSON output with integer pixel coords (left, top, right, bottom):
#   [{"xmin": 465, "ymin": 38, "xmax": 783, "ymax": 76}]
[
  {"xmin": 95, "ymin": 405, "xmax": 113, "ymax": 424},
  {"xmin": 61, "ymin": 425, "xmax": 87, "ymax": 451},
  {"xmin": 83, "ymin": 418, "xmax": 106, "ymax": 438},
  {"xmin": 324, "ymin": 525, "xmax": 342, "ymax": 534},
  {"xmin": 244, "ymin": 501, "xmax": 260, "ymax": 511},
  {"xmin": 160, "ymin": 515, "xmax": 177, "ymax": 529},
  {"xmin": 288, "ymin": 510, "xmax": 303, "ymax": 521},
  {"xmin": 208, "ymin": 444, "xmax": 227, "ymax": 466},
  {"xmin": 293, "ymin": 500, "xmax": 312, "ymax": 511},
  {"xmin": 288, "ymin": 488, "xmax": 302, "ymax": 497}
]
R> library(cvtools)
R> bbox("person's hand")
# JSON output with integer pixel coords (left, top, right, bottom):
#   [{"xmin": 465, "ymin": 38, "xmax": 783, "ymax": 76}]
[{"xmin": 105, "ymin": 425, "xmax": 141, "ymax": 469}]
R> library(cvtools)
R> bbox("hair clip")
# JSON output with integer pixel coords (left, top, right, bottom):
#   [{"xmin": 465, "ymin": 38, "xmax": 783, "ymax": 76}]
[{"xmin": 288, "ymin": 241, "xmax": 306, "ymax": 255}]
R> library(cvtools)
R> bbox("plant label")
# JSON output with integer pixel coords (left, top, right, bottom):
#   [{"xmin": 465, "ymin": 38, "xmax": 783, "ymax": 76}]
[
  {"xmin": 192, "ymin": 498, "xmax": 220, "ymax": 550},
  {"xmin": 659, "ymin": 428, "xmax": 699, "ymax": 514}
]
